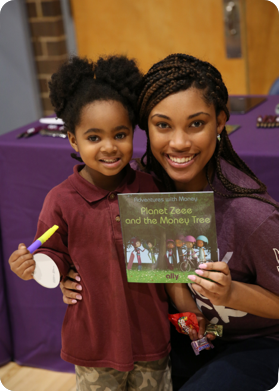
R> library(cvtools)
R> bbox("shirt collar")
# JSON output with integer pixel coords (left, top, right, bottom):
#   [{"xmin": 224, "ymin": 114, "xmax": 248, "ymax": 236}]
[{"xmin": 68, "ymin": 164, "xmax": 140, "ymax": 203}]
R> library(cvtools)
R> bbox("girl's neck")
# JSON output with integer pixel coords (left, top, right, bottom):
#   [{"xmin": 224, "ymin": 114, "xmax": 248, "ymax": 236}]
[{"xmin": 79, "ymin": 165, "xmax": 127, "ymax": 192}]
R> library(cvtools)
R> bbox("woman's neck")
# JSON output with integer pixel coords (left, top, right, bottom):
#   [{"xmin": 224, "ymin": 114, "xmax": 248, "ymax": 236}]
[{"xmin": 174, "ymin": 162, "xmax": 214, "ymax": 192}]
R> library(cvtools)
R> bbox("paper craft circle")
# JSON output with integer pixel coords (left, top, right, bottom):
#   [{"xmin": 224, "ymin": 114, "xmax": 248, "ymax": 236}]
[{"xmin": 33, "ymin": 253, "xmax": 60, "ymax": 288}]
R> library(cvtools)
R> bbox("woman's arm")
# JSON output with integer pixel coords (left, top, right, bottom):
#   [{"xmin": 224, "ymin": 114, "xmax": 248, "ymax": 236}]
[
  {"xmin": 189, "ymin": 262, "xmax": 279, "ymax": 319},
  {"xmin": 60, "ymin": 269, "xmax": 83, "ymax": 304}
]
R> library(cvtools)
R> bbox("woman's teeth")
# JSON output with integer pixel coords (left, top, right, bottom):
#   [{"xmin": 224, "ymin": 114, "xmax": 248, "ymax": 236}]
[{"xmin": 168, "ymin": 155, "xmax": 194, "ymax": 163}]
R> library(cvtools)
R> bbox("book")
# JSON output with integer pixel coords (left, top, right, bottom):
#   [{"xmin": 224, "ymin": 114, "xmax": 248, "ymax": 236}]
[{"xmin": 118, "ymin": 192, "xmax": 218, "ymax": 283}]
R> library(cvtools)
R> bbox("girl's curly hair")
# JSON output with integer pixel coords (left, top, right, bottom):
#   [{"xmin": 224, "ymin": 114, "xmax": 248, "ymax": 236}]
[{"xmin": 49, "ymin": 55, "xmax": 143, "ymax": 134}]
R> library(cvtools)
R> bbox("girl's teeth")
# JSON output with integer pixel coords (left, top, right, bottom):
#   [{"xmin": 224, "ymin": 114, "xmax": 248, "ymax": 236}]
[
  {"xmin": 168, "ymin": 155, "xmax": 194, "ymax": 163},
  {"xmin": 102, "ymin": 159, "xmax": 118, "ymax": 163}
]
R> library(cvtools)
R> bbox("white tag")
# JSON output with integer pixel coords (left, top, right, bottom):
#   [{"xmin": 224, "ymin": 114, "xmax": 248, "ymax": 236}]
[
  {"xmin": 39, "ymin": 117, "xmax": 64, "ymax": 125},
  {"xmin": 33, "ymin": 253, "xmax": 60, "ymax": 288}
]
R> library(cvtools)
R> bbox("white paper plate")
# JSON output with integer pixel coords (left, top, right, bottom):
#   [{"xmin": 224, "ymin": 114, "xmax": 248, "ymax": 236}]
[{"xmin": 33, "ymin": 253, "xmax": 60, "ymax": 288}]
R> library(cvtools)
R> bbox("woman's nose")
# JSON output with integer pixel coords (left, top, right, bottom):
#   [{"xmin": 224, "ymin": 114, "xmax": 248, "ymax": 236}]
[{"xmin": 169, "ymin": 129, "xmax": 191, "ymax": 150}]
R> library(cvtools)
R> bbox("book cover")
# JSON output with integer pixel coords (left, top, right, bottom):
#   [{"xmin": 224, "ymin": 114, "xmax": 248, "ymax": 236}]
[{"xmin": 118, "ymin": 192, "xmax": 218, "ymax": 283}]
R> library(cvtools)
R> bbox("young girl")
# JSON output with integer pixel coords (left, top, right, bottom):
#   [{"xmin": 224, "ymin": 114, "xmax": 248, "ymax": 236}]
[
  {"xmin": 8, "ymin": 55, "xmax": 179, "ymax": 391},
  {"xmin": 61, "ymin": 53, "xmax": 279, "ymax": 391}
]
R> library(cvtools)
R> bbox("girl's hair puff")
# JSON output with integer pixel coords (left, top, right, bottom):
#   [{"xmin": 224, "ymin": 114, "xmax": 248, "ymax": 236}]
[
  {"xmin": 137, "ymin": 53, "xmax": 278, "ymax": 208},
  {"xmin": 49, "ymin": 55, "xmax": 143, "ymax": 134}
]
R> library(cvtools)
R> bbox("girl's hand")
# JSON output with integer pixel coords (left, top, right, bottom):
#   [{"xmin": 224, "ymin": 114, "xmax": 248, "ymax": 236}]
[
  {"xmin": 60, "ymin": 268, "xmax": 82, "ymax": 304},
  {"xmin": 188, "ymin": 262, "xmax": 232, "ymax": 306},
  {"xmin": 8, "ymin": 244, "xmax": 35, "ymax": 280}
]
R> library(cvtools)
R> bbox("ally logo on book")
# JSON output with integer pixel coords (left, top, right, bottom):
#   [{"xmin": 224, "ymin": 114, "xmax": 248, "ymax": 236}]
[{"xmin": 118, "ymin": 192, "xmax": 218, "ymax": 283}]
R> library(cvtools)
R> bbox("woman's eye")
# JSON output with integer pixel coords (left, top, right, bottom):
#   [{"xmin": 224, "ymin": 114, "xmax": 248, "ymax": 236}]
[
  {"xmin": 88, "ymin": 135, "xmax": 99, "ymax": 142},
  {"xmin": 157, "ymin": 122, "xmax": 170, "ymax": 129},
  {"xmin": 115, "ymin": 133, "xmax": 126, "ymax": 140},
  {"xmin": 191, "ymin": 120, "xmax": 204, "ymax": 128}
]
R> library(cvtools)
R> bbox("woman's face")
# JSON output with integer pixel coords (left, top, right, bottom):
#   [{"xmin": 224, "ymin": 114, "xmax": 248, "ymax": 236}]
[{"xmin": 148, "ymin": 88, "xmax": 226, "ymax": 192}]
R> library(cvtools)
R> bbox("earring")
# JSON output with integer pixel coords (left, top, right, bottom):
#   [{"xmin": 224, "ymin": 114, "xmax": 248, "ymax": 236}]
[{"xmin": 217, "ymin": 134, "xmax": 221, "ymax": 141}]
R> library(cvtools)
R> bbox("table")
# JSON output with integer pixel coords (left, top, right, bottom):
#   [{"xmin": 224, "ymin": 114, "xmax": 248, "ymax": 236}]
[{"xmin": 0, "ymin": 95, "xmax": 278, "ymax": 371}]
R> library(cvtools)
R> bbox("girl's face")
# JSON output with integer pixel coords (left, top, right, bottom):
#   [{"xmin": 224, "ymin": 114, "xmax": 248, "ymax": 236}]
[
  {"xmin": 148, "ymin": 88, "xmax": 226, "ymax": 192},
  {"xmin": 135, "ymin": 241, "xmax": 141, "ymax": 247},
  {"xmin": 68, "ymin": 100, "xmax": 133, "ymax": 188},
  {"xmin": 167, "ymin": 242, "xmax": 174, "ymax": 249}
]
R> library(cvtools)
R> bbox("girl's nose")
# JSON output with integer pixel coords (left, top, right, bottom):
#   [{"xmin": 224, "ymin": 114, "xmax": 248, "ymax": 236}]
[
  {"xmin": 169, "ymin": 129, "xmax": 191, "ymax": 150},
  {"xmin": 100, "ymin": 140, "xmax": 117, "ymax": 154}
]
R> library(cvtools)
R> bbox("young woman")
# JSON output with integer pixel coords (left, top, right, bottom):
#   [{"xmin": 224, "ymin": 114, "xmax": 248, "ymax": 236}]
[{"xmin": 61, "ymin": 53, "xmax": 279, "ymax": 391}]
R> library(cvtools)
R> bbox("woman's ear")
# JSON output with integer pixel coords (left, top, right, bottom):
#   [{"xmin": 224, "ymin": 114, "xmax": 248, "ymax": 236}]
[
  {"xmin": 67, "ymin": 131, "xmax": 79, "ymax": 152},
  {"xmin": 217, "ymin": 110, "xmax": 227, "ymax": 135}
]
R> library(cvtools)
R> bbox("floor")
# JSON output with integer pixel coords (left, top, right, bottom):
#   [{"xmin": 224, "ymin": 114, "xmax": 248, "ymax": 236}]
[{"xmin": 0, "ymin": 362, "xmax": 76, "ymax": 391}]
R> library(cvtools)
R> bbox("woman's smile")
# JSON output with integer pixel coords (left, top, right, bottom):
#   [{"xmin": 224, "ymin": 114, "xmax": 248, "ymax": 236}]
[{"xmin": 166, "ymin": 153, "xmax": 197, "ymax": 166}]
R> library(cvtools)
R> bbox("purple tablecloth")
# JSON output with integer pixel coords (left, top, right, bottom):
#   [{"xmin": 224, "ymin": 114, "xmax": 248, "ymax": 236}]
[
  {"xmin": 0, "ymin": 95, "xmax": 278, "ymax": 371},
  {"xmin": 226, "ymin": 96, "xmax": 279, "ymax": 201}
]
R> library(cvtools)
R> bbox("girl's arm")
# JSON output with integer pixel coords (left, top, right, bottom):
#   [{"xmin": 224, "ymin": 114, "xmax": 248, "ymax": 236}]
[{"xmin": 189, "ymin": 262, "xmax": 279, "ymax": 319}]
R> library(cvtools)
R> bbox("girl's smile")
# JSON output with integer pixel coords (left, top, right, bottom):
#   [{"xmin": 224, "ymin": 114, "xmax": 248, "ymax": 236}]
[
  {"xmin": 68, "ymin": 100, "xmax": 133, "ymax": 190},
  {"xmin": 148, "ymin": 88, "xmax": 227, "ymax": 192}
]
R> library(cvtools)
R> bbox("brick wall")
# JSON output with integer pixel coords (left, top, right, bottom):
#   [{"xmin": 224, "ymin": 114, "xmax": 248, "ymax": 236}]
[{"xmin": 25, "ymin": 0, "xmax": 69, "ymax": 116}]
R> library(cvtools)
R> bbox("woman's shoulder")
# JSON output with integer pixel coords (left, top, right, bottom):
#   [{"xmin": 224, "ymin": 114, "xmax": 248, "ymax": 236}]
[
  {"xmin": 213, "ymin": 159, "xmax": 279, "ymax": 242},
  {"xmin": 216, "ymin": 159, "xmax": 278, "ymax": 207}
]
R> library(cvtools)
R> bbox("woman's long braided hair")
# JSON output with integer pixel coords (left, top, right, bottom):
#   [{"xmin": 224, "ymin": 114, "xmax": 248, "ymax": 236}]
[{"xmin": 137, "ymin": 53, "xmax": 278, "ymax": 208}]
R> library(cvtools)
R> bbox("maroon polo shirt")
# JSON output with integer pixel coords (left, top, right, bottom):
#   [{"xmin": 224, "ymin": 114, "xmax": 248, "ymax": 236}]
[{"xmin": 34, "ymin": 164, "xmax": 170, "ymax": 370}]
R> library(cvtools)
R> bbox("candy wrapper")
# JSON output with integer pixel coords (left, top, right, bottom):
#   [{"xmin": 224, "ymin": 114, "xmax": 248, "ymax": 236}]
[
  {"xmin": 168, "ymin": 312, "xmax": 199, "ymax": 335},
  {"xmin": 191, "ymin": 336, "xmax": 215, "ymax": 356},
  {"xmin": 205, "ymin": 324, "xmax": 223, "ymax": 337}
]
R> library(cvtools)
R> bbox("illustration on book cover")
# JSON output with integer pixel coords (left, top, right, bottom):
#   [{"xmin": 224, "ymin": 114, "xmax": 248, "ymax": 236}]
[{"xmin": 118, "ymin": 192, "xmax": 218, "ymax": 283}]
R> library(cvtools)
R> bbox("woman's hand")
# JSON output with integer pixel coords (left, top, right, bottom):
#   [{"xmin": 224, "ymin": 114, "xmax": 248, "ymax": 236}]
[
  {"xmin": 60, "ymin": 268, "xmax": 83, "ymax": 304},
  {"xmin": 188, "ymin": 261, "xmax": 232, "ymax": 306}
]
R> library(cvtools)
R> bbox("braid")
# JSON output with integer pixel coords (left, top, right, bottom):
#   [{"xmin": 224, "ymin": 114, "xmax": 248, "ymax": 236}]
[
  {"xmin": 140, "ymin": 138, "xmax": 176, "ymax": 191},
  {"xmin": 138, "ymin": 53, "xmax": 278, "ymax": 208},
  {"xmin": 206, "ymin": 128, "xmax": 278, "ymax": 208}
]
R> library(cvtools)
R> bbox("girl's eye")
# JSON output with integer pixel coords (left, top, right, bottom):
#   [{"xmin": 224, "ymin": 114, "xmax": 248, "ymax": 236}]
[
  {"xmin": 88, "ymin": 135, "xmax": 99, "ymax": 142},
  {"xmin": 115, "ymin": 133, "xmax": 126, "ymax": 140},
  {"xmin": 191, "ymin": 120, "xmax": 204, "ymax": 128},
  {"xmin": 157, "ymin": 122, "xmax": 170, "ymax": 129}
]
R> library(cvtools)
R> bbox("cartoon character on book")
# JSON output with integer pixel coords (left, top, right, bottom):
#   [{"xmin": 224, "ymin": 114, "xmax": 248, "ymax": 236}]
[
  {"xmin": 166, "ymin": 239, "xmax": 175, "ymax": 265},
  {"xmin": 185, "ymin": 235, "xmax": 198, "ymax": 261},
  {"xmin": 196, "ymin": 235, "xmax": 208, "ymax": 264},
  {"xmin": 180, "ymin": 235, "xmax": 198, "ymax": 272},
  {"xmin": 143, "ymin": 239, "xmax": 157, "ymax": 264},
  {"xmin": 175, "ymin": 234, "xmax": 185, "ymax": 266},
  {"xmin": 128, "ymin": 237, "xmax": 145, "ymax": 271}
]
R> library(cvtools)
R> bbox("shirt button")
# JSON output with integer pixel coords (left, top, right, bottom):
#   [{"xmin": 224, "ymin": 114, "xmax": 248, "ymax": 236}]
[
  {"xmin": 115, "ymin": 215, "xmax": 121, "ymax": 222},
  {"xmin": 109, "ymin": 193, "xmax": 115, "ymax": 200}
]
